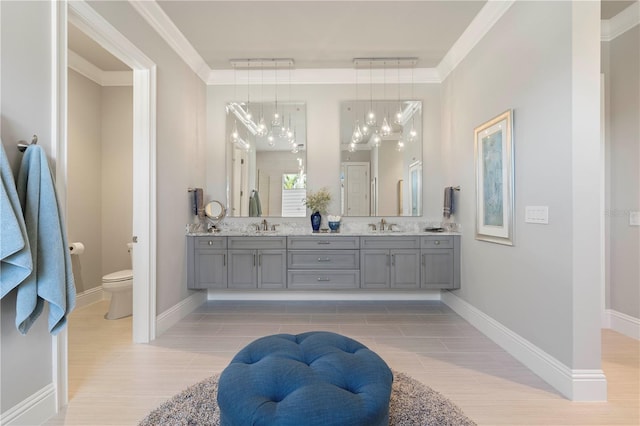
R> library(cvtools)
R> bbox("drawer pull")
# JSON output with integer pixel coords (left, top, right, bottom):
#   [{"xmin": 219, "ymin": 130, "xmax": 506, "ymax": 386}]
[
  {"xmin": 317, "ymin": 277, "xmax": 331, "ymax": 282},
  {"xmin": 224, "ymin": 254, "xmax": 226, "ymax": 266},
  {"xmin": 434, "ymin": 240, "xmax": 440, "ymax": 245},
  {"xmin": 317, "ymin": 257, "xmax": 331, "ymax": 262},
  {"xmin": 316, "ymin": 241, "xmax": 330, "ymax": 245},
  {"xmin": 208, "ymin": 240, "xmax": 213, "ymax": 246}
]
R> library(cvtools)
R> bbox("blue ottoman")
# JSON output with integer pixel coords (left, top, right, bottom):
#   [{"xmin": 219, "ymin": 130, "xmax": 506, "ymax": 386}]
[{"xmin": 217, "ymin": 331, "xmax": 393, "ymax": 426}]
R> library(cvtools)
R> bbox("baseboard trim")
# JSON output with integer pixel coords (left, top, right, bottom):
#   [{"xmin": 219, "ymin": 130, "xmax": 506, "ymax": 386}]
[
  {"xmin": 207, "ymin": 290, "xmax": 442, "ymax": 301},
  {"xmin": 605, "ymin": 309, "xmax": 640, "ymax": 340},
  {"xmin": 442, "ymin": 291, "xmax": 607, "ymax": 401},
  {"xmin": 74, "ymin": 286, "xmax": 106, "ymax": 309},
  {"xmin": 0, "ymin": 384, "xmax": 56, "ymax": 426},
  {"xmin": 156, "ymin": 291, "xmax": 207, "ymax": 336}
]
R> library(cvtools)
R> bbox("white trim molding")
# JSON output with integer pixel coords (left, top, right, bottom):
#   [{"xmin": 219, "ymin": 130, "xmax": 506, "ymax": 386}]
[
  {"xmin": 442, "ymin": 292, "xmax": 607, "ymax": 401},
  {"xmin": 74, "ymin": 286, "xmax": 107, "ymax": 309},
  {"xmin": 128, "ymin": 0, "xmax": 210, "ymax": 82},
  {"xmin": 604, "ymin": 309, "xmax": 640, "ymax": 340},
  {"xmin": 437, "ymin": 0, "xmax": 515, "ymax": 81},
  {"xmin": 68, "ymin": 50, "xmax": 132, "ymax": 86},
  {"xmin": 156, "ymin": 291, "xmax": 207, "ymax": 336},
  {"xmin": 0, "ymin": 384, "xmax": 56, "ymax": 426},
  {"xmin": 601, "ymin": 1, "xmax": 640, "ymax": 42}
]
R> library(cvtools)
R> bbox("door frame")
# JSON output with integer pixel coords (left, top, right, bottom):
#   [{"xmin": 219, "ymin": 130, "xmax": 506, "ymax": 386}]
[{"xmin": 54, "ymin": 0, "xmax": 157, "ymax": 408}]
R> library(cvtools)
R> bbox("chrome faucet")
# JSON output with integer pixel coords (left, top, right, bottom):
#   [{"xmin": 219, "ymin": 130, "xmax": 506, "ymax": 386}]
[
  {"xmin": 261, "ymin": 219, "xmax": 269, "ymax": 231},
  {"xmin": 368, "ymin": 223, "xmax": 377, "ymax": 231},
  {"xmin": 379, "ymin": 218, "xmax": 387, "ymax": 231}
]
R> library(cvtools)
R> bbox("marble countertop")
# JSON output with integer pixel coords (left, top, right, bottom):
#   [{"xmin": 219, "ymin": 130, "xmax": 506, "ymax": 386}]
[{"xmin": 186, "ymin": 230, "xmax": 461, "ymax": 237}]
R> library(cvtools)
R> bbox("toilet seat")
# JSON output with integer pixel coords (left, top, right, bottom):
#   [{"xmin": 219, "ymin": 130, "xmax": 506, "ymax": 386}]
[{"xmin": 103, "ymin": 269, "xmax": 133, "ymax": 283}]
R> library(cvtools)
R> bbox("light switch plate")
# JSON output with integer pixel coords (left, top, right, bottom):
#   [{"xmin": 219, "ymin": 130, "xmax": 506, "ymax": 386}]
[
  {"xmin": 630, "ymin": 211, "xmax": 640, "ymax": 226},
  {"xmin": 525, "ymin": 206, "xmax": 549, "ymax": 224}
]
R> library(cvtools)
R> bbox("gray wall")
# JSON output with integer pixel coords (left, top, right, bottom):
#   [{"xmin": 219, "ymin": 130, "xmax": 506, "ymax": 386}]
[
  {"xmin": 68, "ymin": 69, "xmax": 103, "ymax": 294},
  {"xmin": 67, "ymin": 70, "xmax": 133, "ymax": 293},
  {"xmin": 441, "ymin": 1, "xmax": 593, "ymax": 367},
  {"xmin": 0, "ymin": 0, "xmax": 55, "ymax": 413},
  {"xmin": 87, "ymin": 0, "xmax": 208, "ymax": 314},
  {"xmin": 605, "ymin": 26, "xmax": 640, "ymax": 318}
]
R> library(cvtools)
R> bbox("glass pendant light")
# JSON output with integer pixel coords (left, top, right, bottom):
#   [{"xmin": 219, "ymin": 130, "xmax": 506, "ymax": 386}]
[
  {"xmin": 380, "ymin": 116, "xmax": 391, "ymax": 137},
  {"xmin": 396, "ymin": 140, "xmax": 405, "ymax": 152},
  {"xmin": 372, "ymin": 131, "xmax": 381, "ymax": 147},
  {"xmin": 407, "ymin": 63, "xmax": 418, "ymax": 143},
  {"xmin": 245, "ymin": 66, "xmax": 252, "ymax": 121},
  {"xmin": 394, "ymin": 60, "xmax": 403, "ymax": 125},
  {"xmin": 230, "ymin": 120, "xmax": 239, "ymax": 143},
  {"xmin": 352, "ymin": 121, "xmax": 364, "ymax": 143},
  {"xmin": 257, "ymin": 64, "xmax": 268, "ymax": 136},
  {"xmin": 271, "ymin": 63, "xmax": 282, "ymax": 127},
  {"xmin": 366, "ymin": 61, "xmax": 376, "ymax": 127}
]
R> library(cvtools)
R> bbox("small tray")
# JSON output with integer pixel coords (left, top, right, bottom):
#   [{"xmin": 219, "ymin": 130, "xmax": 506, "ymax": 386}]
[{"xmin": 424, "ymin": 227, "xmax": 444, "ymax": 232}]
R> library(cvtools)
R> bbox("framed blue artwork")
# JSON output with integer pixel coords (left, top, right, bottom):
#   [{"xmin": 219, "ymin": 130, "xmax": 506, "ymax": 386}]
[{"xmin": 474, "ymin": 110, "xmax": 514, "ymax": 245}]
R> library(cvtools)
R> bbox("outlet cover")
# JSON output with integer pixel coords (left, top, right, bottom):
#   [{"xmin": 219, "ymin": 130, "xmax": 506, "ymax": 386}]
[
  {"xmin": 630, "ymin": 211, "xmax": 640, "ymax": 226},
  {"xmin": 525, "ymin": 206, "xmax": 549, "ymax": 224}
]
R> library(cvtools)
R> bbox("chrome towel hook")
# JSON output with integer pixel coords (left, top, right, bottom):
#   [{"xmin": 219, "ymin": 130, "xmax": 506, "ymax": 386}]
[{"xmin": 17, "ymin": 135, "xmax": 38, "ymax": 152}]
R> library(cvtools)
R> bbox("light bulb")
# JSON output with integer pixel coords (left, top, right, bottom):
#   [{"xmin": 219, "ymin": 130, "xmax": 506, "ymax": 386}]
[
  {"xmin": 257, "ymin": 117, "xmax": 268, "ymax": 136},
  {"xmin": 397, "ymin": 140, "xmax": 405, "ymax": 151},
  {"xmin": 272, "ymin": 112, "xmax": 281, "ymax": 127},
  {"xmin": 349, "ymin": 142, "xmax": 356, "ymax": 152},
  {"xmin": 361, "ymin": 123, "xmax": 370, "ymax": 136},
  {"xmin": 372, "ymin": 132, "xmax": 381, "ymax": 147},
  {"xmin": 267, "ymin": 130, "xmax": 275, "ymax": 146},
  {"xmin": 409, "ymin": 126, "xmax": 417, "ymax": 142},
  {"xmin": 394, "ymin": 109, "xmax": 403, "ymax": 125},
  {"xmin": 352, "ymin": 121, "xmax": 363, "ymax": 144},
  {"xmin": 230, "ymin": 121, "xmax": 239, "ymax": 142},
  {"xmin": 381, "ymin": 117, "xmax": 391, "ymax": 136},
  {"xmin": 366, "ymin": 110, "xmax": 377, "ymax": 126}
]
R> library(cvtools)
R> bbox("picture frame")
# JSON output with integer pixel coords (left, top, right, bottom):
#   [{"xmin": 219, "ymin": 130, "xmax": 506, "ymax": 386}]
[{"xmin": 474, "ymin": 110, "xmax": 514, "ymax": 245}]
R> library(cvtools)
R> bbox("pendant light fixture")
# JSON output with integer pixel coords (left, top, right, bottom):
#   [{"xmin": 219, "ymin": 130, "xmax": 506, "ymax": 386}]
[
  {"xmin": 351, "ymin": 64, "xmax": 363, "ymax": 144},
  {"xmin": 230, "ymin": 63, "xmax": 240, "ymax": 144},
  {"xmin": 408, "ymin": 63, "xmax": 418, "ymax": 142},
  {"xmin": 271, "ymin": 62, "xmax": 282, "ymax": 127},
  {"xmin": 394, "ymin": 60, "xmax": 403, "ymax": 125},
  {"xmin": 366, "ymin": 60, "xmax": 377, "ymax": 127},
  {"xmin": 380, "ymin": 61, "xmax": 391, "ymax": 137},
  {"xmin": 257, "ymin": 63, "xmax": 268, "ymax": 137}
]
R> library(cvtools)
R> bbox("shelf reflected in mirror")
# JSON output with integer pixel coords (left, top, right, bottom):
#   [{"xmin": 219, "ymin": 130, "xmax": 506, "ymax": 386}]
[
  {"xmin": 340, "ymin": 100, "xmax": 422, "ymax": 217},
  {"xmin": 226, "ymin": 101, "xmax": 307, "ymax": 218}
]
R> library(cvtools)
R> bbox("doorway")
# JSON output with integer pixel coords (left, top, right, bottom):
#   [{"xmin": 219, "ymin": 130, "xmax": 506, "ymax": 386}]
[{"xmin": 55, "ymin": 0, "xmax": 157, "ymax": 408}]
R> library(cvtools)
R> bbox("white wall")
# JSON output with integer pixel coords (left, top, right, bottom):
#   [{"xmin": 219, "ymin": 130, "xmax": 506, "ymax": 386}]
[
  {"xmin": 605, "ymin": 25, "xmax": 640, "ymax": 319},
  {"xmin": 441, "ymin": 0, "xmax": 601, "ymax": 373},
  {"xmin": 207, "ymin": 83, "xmax": 443, "ymax": 221},
  {"xmin": 0, "ymin": 0, "xmax": 55, "ymax": 416}
]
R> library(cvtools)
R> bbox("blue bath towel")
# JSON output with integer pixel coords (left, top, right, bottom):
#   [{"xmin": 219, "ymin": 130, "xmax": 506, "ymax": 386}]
[
  {"xmin": 15, "ymin": 145, "xmax": 75, "ymax": 335},
  {"xmin": 1, "ymin": 141, "xmax": 33, "ymax": 298}
]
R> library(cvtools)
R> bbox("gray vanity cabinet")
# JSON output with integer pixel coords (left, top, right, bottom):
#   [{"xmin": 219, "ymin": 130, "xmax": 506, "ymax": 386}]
[
  {"xmin": 287, "ymin": 236, "xmax": 360, "ymax": 289},
  {"xmin": 187, "ymin": 236, "xmax": 227, "ymax": 289},
  {"xmin": 360, "ymin": 237, "xmax": 421, "ymax": 289},
  {"xmin": 421, "ymin": 236, "xmax": 460, "ymax": 289},
  {"xmin": 227, "ymin": 237, "xmax": 287, "ymax": 289}
]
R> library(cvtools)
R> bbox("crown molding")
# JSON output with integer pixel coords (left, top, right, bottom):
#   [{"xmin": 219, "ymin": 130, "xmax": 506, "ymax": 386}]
[
  {"xmin": 128, "ymin": 0, "xmax": 211, "ymax": 82},
  {"xmin": 437, "ymin": 0, "xmax": 515, "ymax": 81},
  {"xmin": 68, "ymin": 49, "xmax": 132, "ymax": 86},
  {"xmin": 601, "ymin": 1, "xmax": 639, "ymax": 42},
  {"xmin": 207, "ymin": 67, "xmax": 440, "ymax": 85}
]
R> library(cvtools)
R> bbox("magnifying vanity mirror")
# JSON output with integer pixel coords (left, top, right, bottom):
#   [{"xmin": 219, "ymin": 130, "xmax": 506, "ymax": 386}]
[
  {"xmin": 204, "ymin": 200, "xmax": 226, "ymax": 232},
  {"xmin": 226, "ymin": 101, "xmax": 307, "ymax": 218},
  {"xmin": 340, "ymin": 100, "xmax": 422, "ymax": 217}
]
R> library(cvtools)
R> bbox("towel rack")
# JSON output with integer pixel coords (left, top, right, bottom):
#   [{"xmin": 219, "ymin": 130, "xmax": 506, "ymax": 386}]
[
  {"xmin": 17, "ymin": 135, "xmax": 38, "ymax": 152},
  {"xmin": 452, "ymin": 186, "xmax": 461, "ymax": 191}
]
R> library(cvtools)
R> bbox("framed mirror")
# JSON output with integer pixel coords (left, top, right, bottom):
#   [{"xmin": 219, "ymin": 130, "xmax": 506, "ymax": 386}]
[
  {"xmin": 340, "ymin": 100, "xmax": 422, "ymax": 217},
  {"xmin": 226, "ymin": 101, "xmax": 307, "ymax": 217}
]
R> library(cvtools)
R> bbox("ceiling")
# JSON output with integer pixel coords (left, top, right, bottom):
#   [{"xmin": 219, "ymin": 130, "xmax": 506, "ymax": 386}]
[{"xmin": 68, "ymin": 1, "xmax": 637, "ymax": 74}]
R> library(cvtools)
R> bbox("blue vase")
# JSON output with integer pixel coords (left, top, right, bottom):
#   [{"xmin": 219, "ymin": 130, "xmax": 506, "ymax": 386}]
[{"xmin": 310, "ymin": 211, "xmax": 321, "ymax": 232}]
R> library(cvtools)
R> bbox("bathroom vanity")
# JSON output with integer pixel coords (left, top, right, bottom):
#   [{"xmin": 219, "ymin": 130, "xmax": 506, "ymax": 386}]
[{"xmin": 187, "ymin": 232, "xmax": 460, "ymax": 291}]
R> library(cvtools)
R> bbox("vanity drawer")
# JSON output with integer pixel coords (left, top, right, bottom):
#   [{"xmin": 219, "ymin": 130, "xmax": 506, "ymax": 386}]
[
  {"xmin": 228, "ymin": 236, "xmax": 287, "ymax": 250},
  {"xmin": 421, "ymin": 236, "xmax": 454, "ymax": 249},
  {"xmin": 360, "ymin": 236, "xmax": 420, "ymax": 249},
  {"xmin": 288, "ymin": 250, "xmax": 359, "ymax": 269},
  {"xmin": 287, "ymin": 270, "xmax": 360, "ymax": 289},
  {"xmin": 287, "ymin": 236, "xmax": 360, "ymax": 250},
  {"xmin": 192, "ymin": 236, "xmax": 227, "ymax": 249}
]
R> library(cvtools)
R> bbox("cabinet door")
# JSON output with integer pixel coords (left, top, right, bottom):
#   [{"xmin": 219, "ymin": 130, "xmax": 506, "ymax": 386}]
[
  {"xmin": 421, "ymin": 249, "xmax": 454, "ymax": 289},
  {"xmin": 228, "ymin": 250, "xmax": 257, "ymax": 289},
  {"xmin": 391, "ymin": 249, "xmax": 420, "ymax": 289},
  {"xmin": 360, "ymin": 250, "xmax": 390, "ymax": 289},
  {"xmin": 192, "ymin": 249, "xmax": 227, "ymax": 289},
  {"xmin": 258, "ymin": 250, "xmax": 287, "ymax": 289}
]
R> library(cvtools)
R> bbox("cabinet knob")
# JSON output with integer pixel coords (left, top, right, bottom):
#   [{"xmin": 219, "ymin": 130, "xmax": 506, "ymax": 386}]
[
  {"xmin": 317, "ymin": 257, "xmax": 330, "ymax": 262},
  {"xmin": 434, "ymin": 240, "xmax": 440, "ymax": 245},
  {"xmin": 208, "ymin": 240, "xmax": 213, "ymax": 246},
  {"xmin": 317, "ymin": 277, "xmax": 331, "ymax": 282}
]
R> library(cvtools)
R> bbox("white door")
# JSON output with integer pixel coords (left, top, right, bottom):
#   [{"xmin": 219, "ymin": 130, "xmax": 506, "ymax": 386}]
[{"xmin": 343, "ymin": 162, "xmax": 370, "ymax": 216}]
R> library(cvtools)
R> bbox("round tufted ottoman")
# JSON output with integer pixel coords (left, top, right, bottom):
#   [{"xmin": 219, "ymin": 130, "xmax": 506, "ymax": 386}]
[{"xmin": 217, "ymin": 331, "xmax": 393, "ymax": 426}]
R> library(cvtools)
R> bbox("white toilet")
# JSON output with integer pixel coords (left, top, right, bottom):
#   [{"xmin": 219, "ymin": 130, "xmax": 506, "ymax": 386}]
[{"xmin": 102, "ymin": 243, "xmax": 133, "ymax": 320}]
